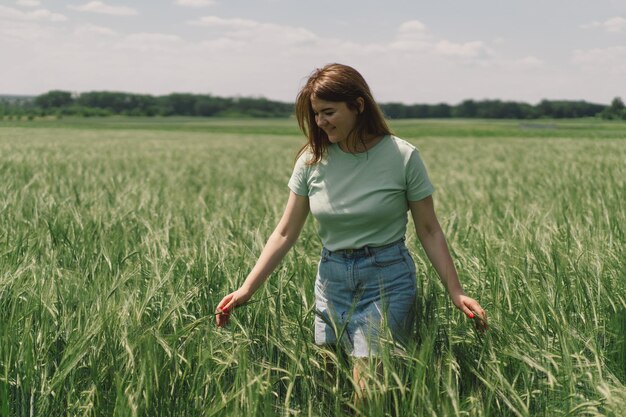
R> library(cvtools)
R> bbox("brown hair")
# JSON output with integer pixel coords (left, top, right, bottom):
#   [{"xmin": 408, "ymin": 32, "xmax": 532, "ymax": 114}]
[{"xmin": 294, "ymin": 63, "xmax": 392, "ymax": 164}]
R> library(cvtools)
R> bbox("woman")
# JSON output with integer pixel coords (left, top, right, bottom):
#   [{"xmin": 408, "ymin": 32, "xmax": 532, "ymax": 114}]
[{"xmin": 216, "ymin": 63, "xmax": 487, "ymax": 393}]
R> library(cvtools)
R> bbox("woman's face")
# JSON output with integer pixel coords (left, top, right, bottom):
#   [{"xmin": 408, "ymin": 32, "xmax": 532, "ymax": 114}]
[{"xmin": 311, "ymin": 96, "xmax": 360, "ymax": 144}]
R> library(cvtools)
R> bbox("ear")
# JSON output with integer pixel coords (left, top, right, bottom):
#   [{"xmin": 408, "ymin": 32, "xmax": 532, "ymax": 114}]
[{"xmin": 356, "ymin": 97, "xmax": 365, "ymax": 113}]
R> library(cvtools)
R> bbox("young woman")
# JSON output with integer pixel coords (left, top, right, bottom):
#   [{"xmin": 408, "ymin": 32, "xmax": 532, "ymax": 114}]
[{"xmin": 215, "ymin": 63, "xmax": 488, "ymax": 393}]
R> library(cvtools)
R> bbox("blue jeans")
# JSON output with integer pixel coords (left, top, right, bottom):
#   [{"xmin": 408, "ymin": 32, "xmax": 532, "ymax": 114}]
[{"xmin": 314, "ymin": 238, "xmax": 417, "ymax": 357}]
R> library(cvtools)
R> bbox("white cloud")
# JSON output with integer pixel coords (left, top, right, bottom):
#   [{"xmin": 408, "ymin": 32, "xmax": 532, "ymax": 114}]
[
  {"xmin": 514, "ymin": 56, "xmax": 543, "ymax": 69},
  {"xmin": 174, "ymin": 0, "xmax": 216, "ymax": 7},
  {"xmin": 572, "ymin": 46, "xmax": 626, "ymax": 74},
  {"xmin": 68, "ymin": 1, "xmax": 138, "ymax": 16},
  {"xmin": 189, "ymin": 16, "xmax": 318, "ymax": 46},
  {"xmin": 189, "ymin": 15, "xmax": 259, "ymax": 29},
  {"xmin": 74, "ymin": 24, "xmax": 117, "ymax": 37},
  {"xmin": 398, "ymin": 20, "xmax": 427, "ymax": 33},
  {"xmin": 389, "ymin": 20, "xmax": 493, "ymax": 62},
  {"xmin": 0, "ymin": 5, "xmax": 66, "ymax": 21},
  {"xmin": 0, "ymin": 20, "xmax": 57, "ymax": 40},
  {"xmin": 125, "ymin": 33, "xmax": 181, "ymax": 43},
  {"xmin": 603, "ymin": 16, "xmax": 626, "ymax": 32},
  {"xmin": 189, "ymin": 17, "xmax": 494, "ymax": 60},
  {"xmin": 199, "ymin": 37, "xmax": 246, "ymax": 50},
  {"xmin": 16, "ymin": 0, "xmax": 41, "ymax": 7},
  {"xmin": 494, "ymin": 55, "xmax": 544, "ymax": 71},
  {"xmin": 114, "ymin": 32, "xmax": 182, "ymax": 51},
  {"xmin": 581, "ymin": 16, "xmax": 626, "ymax": 33},
  {"xmin": 435, "ymin": 40, "xmax": 493, "ymax": 59},
  {"xmin": 390, "ymin": 19, "xmax": 431, "ymax": 50}
]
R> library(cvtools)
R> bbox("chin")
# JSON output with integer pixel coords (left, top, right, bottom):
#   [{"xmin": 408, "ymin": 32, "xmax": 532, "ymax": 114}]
[{"xmin": 327, "ymin": 135, "xmax": 344, "ymax": 143}]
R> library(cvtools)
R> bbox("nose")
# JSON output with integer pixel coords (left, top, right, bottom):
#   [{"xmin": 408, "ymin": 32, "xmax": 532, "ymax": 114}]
[{"xmin": 315, "ymin": 113, "xmax": 326, "ymax": 127}]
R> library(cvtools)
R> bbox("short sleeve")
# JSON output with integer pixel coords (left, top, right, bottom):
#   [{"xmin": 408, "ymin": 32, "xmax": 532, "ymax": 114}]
[
  {"xmin": 288, "ymin": 152, "xmax": 310, "ymax": 196},
  {"xmin": 406, "ymin": 149, "xmax": 435, "ymax": 201}
]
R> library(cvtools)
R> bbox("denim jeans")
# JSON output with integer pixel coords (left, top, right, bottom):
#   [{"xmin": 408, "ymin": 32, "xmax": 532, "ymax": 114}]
[{"xmin": 314, "ymin": 238, "xmax": 417, "ymax": 357}]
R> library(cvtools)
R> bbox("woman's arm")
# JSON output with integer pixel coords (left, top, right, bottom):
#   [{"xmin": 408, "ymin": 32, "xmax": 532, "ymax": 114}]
[
  {"xmin": 408, "ymin": 196, "xmax": 488, "ymax": 328},
  {"xmin": 216, "ymin": 191, "xmax": 310, "ymax": 327}
]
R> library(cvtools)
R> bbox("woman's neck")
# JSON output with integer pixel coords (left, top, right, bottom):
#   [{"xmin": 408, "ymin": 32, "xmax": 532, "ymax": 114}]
[{"xmin": 339, "ymin": 134, "xmax": 385, "ymax": 153}]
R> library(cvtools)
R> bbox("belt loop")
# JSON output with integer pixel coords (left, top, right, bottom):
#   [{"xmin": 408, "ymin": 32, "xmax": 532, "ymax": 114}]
[{"xmin": 365, "ymin": 246, "xmax": 371, "ymax": 257}]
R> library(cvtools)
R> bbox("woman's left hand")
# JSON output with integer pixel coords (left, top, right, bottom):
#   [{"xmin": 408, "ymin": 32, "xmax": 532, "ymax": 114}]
[{"xmin": 452, "ymin": 294, "xmax": 489, "ymax": 332}]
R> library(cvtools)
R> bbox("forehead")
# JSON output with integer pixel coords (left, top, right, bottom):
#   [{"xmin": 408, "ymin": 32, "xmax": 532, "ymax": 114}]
[{"xmin": 310, "ymin": 96, "xmax": 345, "ymax": 112}]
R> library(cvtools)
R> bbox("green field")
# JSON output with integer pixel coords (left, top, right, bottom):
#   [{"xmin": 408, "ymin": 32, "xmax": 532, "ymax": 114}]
[{"xmin": 0, "ymin": 118, "xmax": 624, "ymax": 416}]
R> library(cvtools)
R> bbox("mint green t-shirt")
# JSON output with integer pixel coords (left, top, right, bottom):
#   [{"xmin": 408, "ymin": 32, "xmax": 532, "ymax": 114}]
[{"xmin": 288, "ymin": 135, "xmax": 434, "ymax": 251}]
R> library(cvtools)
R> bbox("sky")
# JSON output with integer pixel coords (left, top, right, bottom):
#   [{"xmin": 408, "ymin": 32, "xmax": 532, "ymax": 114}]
[{"xmin": 1, "ymin": 0, "xmax": 625, "ymax": 104}]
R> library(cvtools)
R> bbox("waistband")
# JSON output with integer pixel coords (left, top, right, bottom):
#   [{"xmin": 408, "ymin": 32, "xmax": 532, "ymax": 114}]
[{"xmin": 322, "ymin": 237, "xmax": 405, "ymax": 259}]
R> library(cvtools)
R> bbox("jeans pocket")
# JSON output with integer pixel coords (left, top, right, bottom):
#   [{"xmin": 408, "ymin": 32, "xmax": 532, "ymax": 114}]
[
  {"xmin": 373, "ymin": 245, "xmax": 405, "ymax": 267},
  {"xmin": 401, "ymin": 247, "xmax": 417, "ymax": 275}
]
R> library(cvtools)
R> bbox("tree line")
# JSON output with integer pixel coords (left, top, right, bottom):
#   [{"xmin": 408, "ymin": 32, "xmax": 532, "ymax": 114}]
[{"xmin": 0, "ymin": 90, "xmax": 624, "ymax": 120}]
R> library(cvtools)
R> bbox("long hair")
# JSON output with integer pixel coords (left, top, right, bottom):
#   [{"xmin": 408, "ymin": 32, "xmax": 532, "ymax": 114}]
[{"xmin": 294, "ymin": 63, "xmax": 392, "ymax": 164}]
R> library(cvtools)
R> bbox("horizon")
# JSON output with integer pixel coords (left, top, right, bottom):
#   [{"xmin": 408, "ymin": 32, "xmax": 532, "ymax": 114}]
[{"xmin": 0, "ymin": 92, "xmax": 614, "ymax": 108}]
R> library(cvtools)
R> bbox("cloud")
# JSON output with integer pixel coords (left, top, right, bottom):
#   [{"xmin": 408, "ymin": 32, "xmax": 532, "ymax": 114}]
[
  {"xmin": 514, "ymin": 56, "xmax": 543, "ymax": 69},
  {"xmin": 68, "ymin": 1, "xmax": 138, "ymax": 16},
  {"xmin": 189, "ymin": 15, "xmax": 318, "ymax": 46},
  {"xmin": 114, "ymin": 32, "xmax": 182, "ymax": 51},
  {"xmin": 601, "ymin": 16, "xmax": 626, "ymax": 33},
  {"xmin": 390, "ymin": 20, "xmax": 493, "ymax": 61},
  {"xmin": 74, "ymin": 24, "xmax": 117, "ymax": 37},
  {"xmin": 398, "ymin": 19, "xmax": 427, "ymax": 33},
  {"xmin": 581, "ymin": 16, "xmax": 626, "ymax": 33},
  {"xmin": 189, "ymin": 17, "xmax": 494, "ymax": 60},
  {"xmin": 493, "ymin": 55, "xmax": 544, "ymax": 71},
  {"xmin": 435, "ymin": 40, "xmax": 493, "ymax": 59},
  {"xmin": 572, "ymin": 46, "xmax": 626, "ymax": 74},
  {"xmin": 16, "ymin": 0, "xmax": 41, "ymax": 7},
  {"xmin": 189, "ymin": 15, "xmax": 259, "ymax": 29},
  {"xmin": 174, "ymin": 0, "xmax": 216, "ymax": 7},
  {"xmin": 198, "ymin": 37, "xmax": 247, "ymax": 50},
  {"xmin": 0, "ymin": 5, "xmax": 66, "ymax": 21},
  {"xmin": 1, "ymin": 20, "xmax": 57, "ymax": 40}
]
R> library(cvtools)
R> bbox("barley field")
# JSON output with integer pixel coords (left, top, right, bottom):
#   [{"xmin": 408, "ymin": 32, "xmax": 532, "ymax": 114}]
[{"xmin": 0, "ymin": 117, "xmax": 624, "ymax": 416}]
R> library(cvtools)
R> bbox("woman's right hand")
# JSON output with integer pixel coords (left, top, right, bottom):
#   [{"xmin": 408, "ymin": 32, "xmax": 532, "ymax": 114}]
[{"xmin": 215, "ymin": 288, "xmax": 252, "ymax": 327}]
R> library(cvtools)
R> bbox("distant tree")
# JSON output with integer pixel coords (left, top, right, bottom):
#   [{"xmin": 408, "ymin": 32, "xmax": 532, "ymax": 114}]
[
  {"xmin": 475, "ymin": 100, "xmax": 503, "ymax": 118},
  {"xmin": 164, "ymin": 93, "xmax": 198, "ymax": 116},
  {"xmin": 601, "ymin": 97, "xmax": 626, "ymax": 120},
  {"xmin": 35, "ymin": 90, "xmax": 73, "ymax": 109},
  {"xmin": 536, "ymin": 100, "xmax": 553, "ymax": 118},
  {"xmin": 429, "ymin": 103, "xmax": 452, "ymax": 118},
  {"xmin": 195, "ymin": 97, "xmax": 224, "ymax": 116},
  {"xmin": 3, "ymin": 90, "xmax": 612, "ymax": 119},
  {"xmin": 532, "ymin": 100, "xmax": 603, "ymax": 119},
  {"xmin": 610, "ymin": 97, "xmax": 625, "ymax": 111},
  {"xmin": 381, "ymin": 102, "xmax": 408, "ymax": 119},
  {"xmin": 232, "ymin": 96, "xmax": 292, "ymax": 117},
  {"xmin": 407, "ymin": 104, "xmax": 431, "ymax": 118},
  {"xmin": 454, "ymin": 99, "xmax": 477, "ymax": 118},
  {"xmin": 76, "ymin": 92, "xmax": 155, "ymax": 114}
]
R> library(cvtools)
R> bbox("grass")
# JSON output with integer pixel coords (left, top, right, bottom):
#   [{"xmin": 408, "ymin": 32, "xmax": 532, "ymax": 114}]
[
  {"xmin": 3, "ymin": 115, "xmax": 626, "ymax": 139},
  {"xmin": 0, "ymin": 117, "xmax": 624, "ymax": 416}
]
